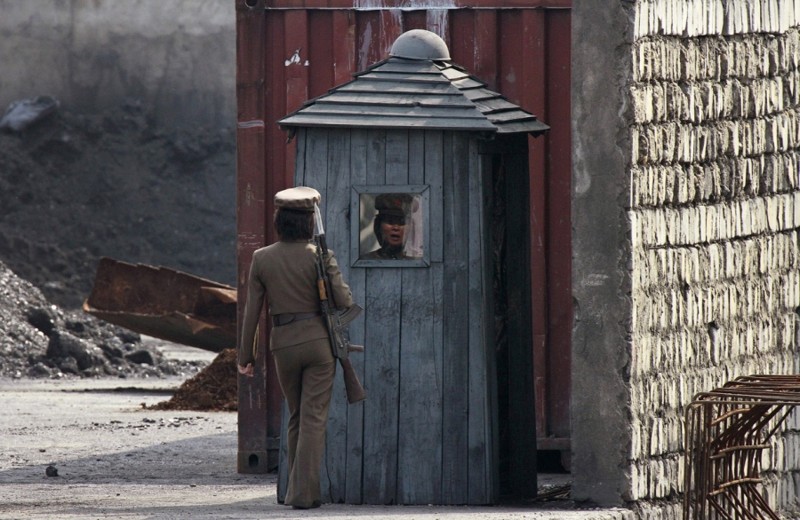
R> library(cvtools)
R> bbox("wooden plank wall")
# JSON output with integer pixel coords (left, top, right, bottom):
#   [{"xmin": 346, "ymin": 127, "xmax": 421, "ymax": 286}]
[{"xmin": 283, "ymin": 127, "xmax": 495, "ymax": 505}]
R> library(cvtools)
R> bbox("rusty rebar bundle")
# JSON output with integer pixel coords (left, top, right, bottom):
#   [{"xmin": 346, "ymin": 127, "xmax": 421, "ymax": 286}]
[{"xmin": 683, "ymin": 375, "xmax": 800, "ymax": 519}]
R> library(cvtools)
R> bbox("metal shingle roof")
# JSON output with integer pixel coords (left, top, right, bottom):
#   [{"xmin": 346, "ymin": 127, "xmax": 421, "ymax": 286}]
[{"xmin": 279, "ymin": 57, "xmax": 549, "ymax": 135}]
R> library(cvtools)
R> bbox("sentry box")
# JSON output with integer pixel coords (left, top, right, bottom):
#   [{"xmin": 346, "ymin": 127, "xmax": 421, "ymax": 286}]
[{"xmin": 275, "ymin": 30, "xmax": 548, "ymax": 505}]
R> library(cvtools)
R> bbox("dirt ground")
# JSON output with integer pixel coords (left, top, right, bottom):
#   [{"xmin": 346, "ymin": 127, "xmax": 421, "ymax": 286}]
[{"xmin": 0, "ymin": 374, "xmax": 633, "ymax": 520}]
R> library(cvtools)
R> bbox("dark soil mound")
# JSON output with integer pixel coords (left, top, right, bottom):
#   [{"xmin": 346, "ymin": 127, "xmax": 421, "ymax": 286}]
[
  {"xmin": 0, "ymin": 101, "xmax": 236, "ymax": 309},
  {"xmin": 149, "ymin": 349, "xmax": 238, "ymax": 411}
]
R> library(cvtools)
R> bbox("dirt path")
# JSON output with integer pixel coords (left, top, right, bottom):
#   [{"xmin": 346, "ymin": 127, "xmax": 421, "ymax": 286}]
[
  {"xmin": 0, "ymin": 378, "xmax": 269, "ymax": 519},
  {"xmin": 0, "ymin": 378, "xmax": 631, "ymax": 520}
]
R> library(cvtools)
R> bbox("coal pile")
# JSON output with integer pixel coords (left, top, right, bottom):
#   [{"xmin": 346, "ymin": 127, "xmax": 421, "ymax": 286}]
[
  {"xmin": 0, "ymin": 100, "xmax": 236, "ymax": 310},
  {"xmin": 0, "ymin": 260, "xmax": 206, "ymax": 380}
]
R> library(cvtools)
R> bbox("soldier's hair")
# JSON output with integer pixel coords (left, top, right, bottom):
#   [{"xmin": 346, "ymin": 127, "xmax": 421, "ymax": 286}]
[{"xmin": 275, "ymin": 208, "xmax": 314, "ymax": 240}]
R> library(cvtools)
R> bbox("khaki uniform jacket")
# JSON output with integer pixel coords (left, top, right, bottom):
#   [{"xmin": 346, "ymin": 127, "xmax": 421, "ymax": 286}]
[{"xmin": 238, "ymin": 239, "xmax": 353, "ymax": 366}]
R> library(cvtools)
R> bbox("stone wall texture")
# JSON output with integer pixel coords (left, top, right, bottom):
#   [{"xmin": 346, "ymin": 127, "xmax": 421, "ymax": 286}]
[
  {"xmin": 629, "ymin": 0, "xmax": 800, "ymax": 515},
  {"xmin": 0, "ymin": 0, "xmax": 235, "ymax": 128}
]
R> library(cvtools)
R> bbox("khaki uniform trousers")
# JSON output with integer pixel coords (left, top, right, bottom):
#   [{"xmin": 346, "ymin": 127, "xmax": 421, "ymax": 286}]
[{"xmin": 273, "ymin": 338, "xmax": 335, "ymax": 508}]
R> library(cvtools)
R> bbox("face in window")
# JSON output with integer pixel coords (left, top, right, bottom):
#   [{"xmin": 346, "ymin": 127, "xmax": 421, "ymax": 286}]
[
  {"xmin": 378, "ymin": 214, "xmax": 406, "ymax": 248},
  {"xmin": 356, "ymin": 190, "xmax": 427, "ymax": 263}
]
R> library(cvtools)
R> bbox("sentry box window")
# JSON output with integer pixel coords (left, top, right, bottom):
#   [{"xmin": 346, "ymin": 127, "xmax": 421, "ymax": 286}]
[{"xmin": 351, "ymin": 185, "xmax": 430, "ymax": 268}]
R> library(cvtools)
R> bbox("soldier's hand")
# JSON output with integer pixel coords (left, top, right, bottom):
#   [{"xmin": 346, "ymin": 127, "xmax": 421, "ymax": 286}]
[{"xmin": 238, "ymin": 363, "xmax": 254, "ymax": 377}]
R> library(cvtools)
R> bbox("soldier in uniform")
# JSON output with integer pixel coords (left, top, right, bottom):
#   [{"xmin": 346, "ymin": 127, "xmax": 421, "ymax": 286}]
[
  {"xmin": 237, "ymin": 186, "xmax": 353, "ymax": 510},
  {"xmin": 362, "ymin": 192, "xmax": 416, "ymax": 260}
]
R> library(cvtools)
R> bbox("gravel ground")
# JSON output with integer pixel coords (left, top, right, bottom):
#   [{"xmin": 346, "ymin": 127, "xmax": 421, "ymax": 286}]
[{"xmin": 0, "ymin": 377, "xmax": 635, "ymax": 520}]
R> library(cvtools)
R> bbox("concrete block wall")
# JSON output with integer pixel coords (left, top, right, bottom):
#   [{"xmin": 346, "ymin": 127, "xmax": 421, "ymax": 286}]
[
  {"xmin": 0, "ymin": 0, "xmax": 235, "ymax": 128},
  {"xmin": 573, "ymin": 0, "xmax": 800, "ymax": 514},
  {"xmin": 629, "ymin": 0, "xmax": 800, "ymax": 514}
]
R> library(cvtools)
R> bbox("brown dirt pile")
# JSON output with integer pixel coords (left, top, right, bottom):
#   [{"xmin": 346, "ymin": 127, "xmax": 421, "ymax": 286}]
[{"xmin": 149, "ymin": 349, "xmax": 238, "ymax": 411}]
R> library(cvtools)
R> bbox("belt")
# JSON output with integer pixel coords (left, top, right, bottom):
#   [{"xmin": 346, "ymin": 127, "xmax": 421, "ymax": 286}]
[{"xmin": 272, "ymin": 311, "xmax": 321, "ymax": 327}]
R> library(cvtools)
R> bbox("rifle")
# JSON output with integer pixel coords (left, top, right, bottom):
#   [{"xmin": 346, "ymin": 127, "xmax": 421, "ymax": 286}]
[{"xmin": 313, "ymin": 203, "xmax": 367, "ymax": 404}]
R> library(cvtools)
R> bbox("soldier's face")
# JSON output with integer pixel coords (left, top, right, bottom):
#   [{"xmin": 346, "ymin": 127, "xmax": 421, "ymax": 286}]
[{"xmin": 380, "ymin": 218, "xmax": 406, "ymax": 247}]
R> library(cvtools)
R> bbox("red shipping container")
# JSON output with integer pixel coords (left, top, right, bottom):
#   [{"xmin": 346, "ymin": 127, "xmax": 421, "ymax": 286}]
[{"xmin": 235, "ymin": 0, "xmax": 572, "ymax": 473}]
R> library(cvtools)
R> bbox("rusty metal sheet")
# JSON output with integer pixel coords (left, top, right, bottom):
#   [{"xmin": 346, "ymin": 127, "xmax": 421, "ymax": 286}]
[
  {"xmin": 236, "ymin": 0, "xmax": 282, "ymax": 475},
  {"xmin": 83, "ymin": 257, "xmax": 236, "ymax": 352},
  {"xmin": 540, "ymin": 8, "xmax": 573, "ymax": 446}
]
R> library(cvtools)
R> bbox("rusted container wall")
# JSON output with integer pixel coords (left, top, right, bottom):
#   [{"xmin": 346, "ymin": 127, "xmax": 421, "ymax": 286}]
[{"xmin": 235, "ymin": 0, "xmax": 572, "ymax": 461}]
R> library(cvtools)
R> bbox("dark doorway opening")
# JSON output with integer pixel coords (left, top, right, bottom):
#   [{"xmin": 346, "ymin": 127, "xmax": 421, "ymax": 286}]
[{"xmin": 485, "ymin": 135, "xmax": 537, "ymax": 500}]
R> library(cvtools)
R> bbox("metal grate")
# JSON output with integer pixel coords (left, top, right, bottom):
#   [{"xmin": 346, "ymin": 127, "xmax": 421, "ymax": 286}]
[{"xmin": 683, "ymin": 375, "xmax": 800, "ymax": 519}]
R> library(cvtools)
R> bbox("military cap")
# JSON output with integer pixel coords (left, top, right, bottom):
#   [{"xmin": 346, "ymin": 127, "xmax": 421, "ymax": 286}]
[
  {"xmin": 374, "ymin": 193, "xmax": 412, "ymax": 218},
  {"xmin": 274, "ymin": 186, "xmax": 320, "ymax": 212}
]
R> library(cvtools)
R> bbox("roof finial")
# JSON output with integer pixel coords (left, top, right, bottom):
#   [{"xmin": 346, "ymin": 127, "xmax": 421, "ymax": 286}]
[{"xmin": 389, "ymin": 29, "xmax": 450, "ymax": 61}]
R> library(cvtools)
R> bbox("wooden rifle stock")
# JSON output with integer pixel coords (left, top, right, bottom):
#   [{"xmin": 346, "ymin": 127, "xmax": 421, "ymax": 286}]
[{"xmin": 339, "ymin": 357, "xmax": 366, "ymax": 404}]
